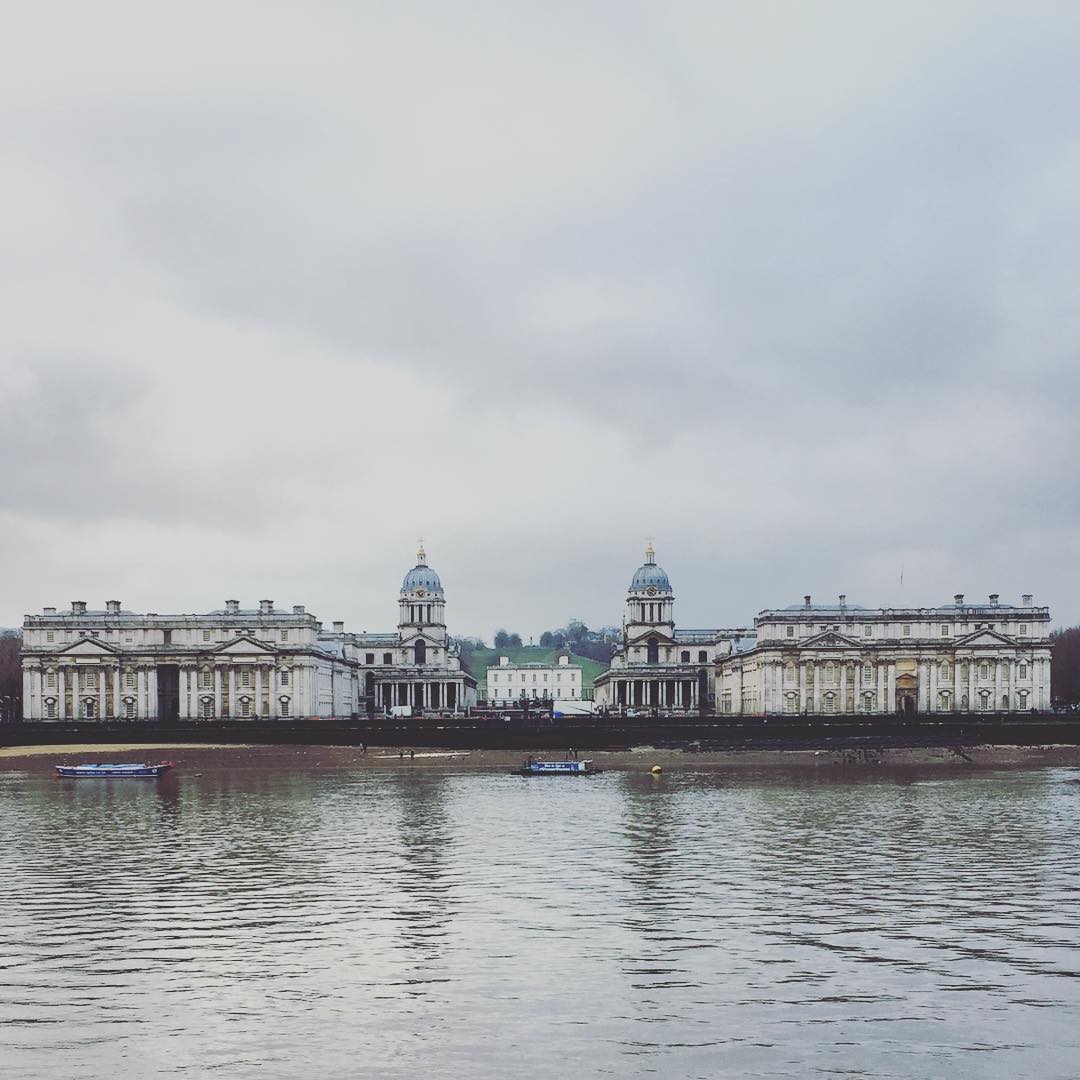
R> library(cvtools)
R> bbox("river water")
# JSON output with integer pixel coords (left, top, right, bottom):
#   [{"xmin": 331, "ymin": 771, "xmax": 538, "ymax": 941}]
[{"xmin": 1, "ymin": 762, "xmax": 1079, "ymax": 1079}]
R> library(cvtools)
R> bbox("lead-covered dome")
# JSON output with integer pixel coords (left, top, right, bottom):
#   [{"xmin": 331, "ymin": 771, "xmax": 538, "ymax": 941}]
[
  {"xmin": 401, "ymin": 543, "xmax": 444, "ymax": 594},
  {"xmin": 629, "ymin": 543, "xmax": 672, "ymax": 593}
]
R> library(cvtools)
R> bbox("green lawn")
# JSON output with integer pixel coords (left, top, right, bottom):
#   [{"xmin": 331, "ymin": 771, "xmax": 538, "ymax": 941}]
[{"xmin": 465, "ymin": 646, "xmax": 608, "ymax": 690}]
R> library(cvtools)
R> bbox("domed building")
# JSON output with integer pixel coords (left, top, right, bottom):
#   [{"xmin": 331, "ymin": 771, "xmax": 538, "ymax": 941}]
[
  {"xmin": 593, "ymin": 543, "xmax": 755, "ymax": 714},
  {"xmin": 348, "ymin": 543, "xmax": 476, "ymax": 714}
]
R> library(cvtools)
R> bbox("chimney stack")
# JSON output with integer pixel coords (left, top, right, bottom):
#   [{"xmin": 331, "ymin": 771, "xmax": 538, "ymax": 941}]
[
  {"xmin": 989, "ymin": 593, "xmax": 999, "ymax": 606},
  {"xmin": 293, "ymin": 605, "xmax": 305, "ymax": 615},
  {"xmin": 1022, "ymin": 593, "xmax": 1033, "ymax": 606},
  {"xmin": 259, "ymin": 599, "xmax": 274, "ymax": 614},
  {"xmin": 333, "ymin": 621, "xmax": 344, "ymax": 633},
  {"xmin": 43, "ymin": 606, "xmax": 56, "ymax": 615},
  {"xmin": 804, "ymin": 594, "xmax": 811, "ymax": 608},
  {"xmin": 71, "ymin": 601, "xmax": 86, "ymax": 615},
  {"xmin": 226, "ymin": 599, "xmax": 240, "ymax": 614},
  {"xmin": 499, "ymin": 655, "xmax": 510, "ymax": 666},
  {"xmin": 838, "ymin": 594, "xmax": 846, "ymax": 609},
  {"xmin": 954, "ymin": 593, "xmax": 964, "ymax": 606},
  {"xmin": 106, "ymin": 600, "xmax": 120, "ymax": 614}
]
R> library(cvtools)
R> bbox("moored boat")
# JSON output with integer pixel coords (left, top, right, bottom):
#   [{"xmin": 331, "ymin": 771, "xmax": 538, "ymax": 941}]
[
  {"xmin": 55, "ymin": 762, "xmax": 174, "ymax": 779},
  {"xmin": 513, "ymin": 759, "xmax": 601, "ymax": 777}
]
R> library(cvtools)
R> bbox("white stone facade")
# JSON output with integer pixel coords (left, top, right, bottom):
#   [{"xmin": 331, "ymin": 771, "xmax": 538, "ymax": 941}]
[
  {"xmin": 21, "ymin": 547, "xmax": 476, "ymax": 721},
  {"xmin": 716, "ymin": 593, "xmax": 1052, "ymax": 715},
  {"xmin": 593, "ymin": 545, "xmax": 755, "ymax": 712},
  {"xmin": 21, "ymin": 599, "xmax": 347, "ymax": 721},
  {"xmin": 486, "ymin": 654, "xmax": 582, "ymax": 704}
]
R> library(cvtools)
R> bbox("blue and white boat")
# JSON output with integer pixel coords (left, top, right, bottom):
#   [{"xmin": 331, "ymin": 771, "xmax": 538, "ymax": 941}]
[
  {"xmin": 514, "ymin": 759, "xmax": 601, "ymax": 777},
  {"xmin": 55, "ymin": 762, "xmax": 174, "ymax": 779}
]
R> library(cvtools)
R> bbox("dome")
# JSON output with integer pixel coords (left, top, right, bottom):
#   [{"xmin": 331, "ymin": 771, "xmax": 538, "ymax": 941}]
[
  {"xmin": 401, "ymin": 544, "xmax": 444, "ymax": 594},
  {"xmin": 629, "ymin": 543, "xmax": 672, "ymax": 593},
  {"xmin": 402, "ymin": 563, "xmax": 443, "ymax": 594}
]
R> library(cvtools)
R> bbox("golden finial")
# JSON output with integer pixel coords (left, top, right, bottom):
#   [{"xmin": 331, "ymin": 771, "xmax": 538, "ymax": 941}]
[
  {"xmin": 417, "ymin": 536, "xmax": 426, "ymax": 563},
  {"xmin": 645, "ymin": 535, "xmax": 655, "ymax": 562}
]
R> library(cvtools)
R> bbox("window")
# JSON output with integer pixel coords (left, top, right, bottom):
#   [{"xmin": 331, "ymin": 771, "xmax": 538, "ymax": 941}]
[
  {"xmin": 202, "ymin": 629, "xmax": 212, "ymax": 642},
  {"xmin": 82, "ymin": 699, "xmax": 96, "ymax": 719},
  {"xmin": 239, "ymin": 699, "xmax": 252, "ymax": 717},
  {"xmin": 902, "ymin": 625, "xmax": 912, "ymax": 637},
  {"xmin": 940, "ymin": 662, "xmax": 951, "ymax": 680},
  {"xmin": 46, "ymin": 670, "xmax": 57, "ymax": 688},
  {"xmin": 199, "ymin": 670, "xmax": 212, "ymax": 689},
  {"xmin": 1018, "ymin": 624, "xmax": 1028, "ymax": 636},
  {"xmin": 647, "ymin": 638, "xmax": 659, "ymax": 664},
  {"xmin": 940, "ymin": 624, "xmax": 949, "ymax": 637},
  {"xmin": 681, "ymin": 650, "xmax": 690, "ymax": 662},
  {"xmin": 938, "ymin": 691, "xmax": 951, "ymax": 712},
  {"xmin": 280, "ymin": 699, "xmax": 291, "ymax": 718},
  {"xmin": 786, "ymin": 625, "xmax": 795, "ymax": 639},
  {"xmin": 822, "ymin": 692, "xmax": 837, "ymax": 714},
  {"xmin": 383, "ymin": 653, "xmax": 392, "ymax": 664},
  {"xmin": 784, "ymin": 663, "xmax": 797, "ymax": 685},
  {"xmin": 280, "ymin": 669, "xmax": 290, "ymax": 686},
  {"xmin": 861, "ymin": 692, "xmax": 875, "ymax": 713},
  {"xmin": 46, "ymin": 630, "xmax": 55, "ymax": 643},
  {"xmin": 281, "ymin": 630, "xmax": 289, "ymax": 642},
  {"xmin": 784, "ymin": 693, "xmax": 798, "ymax": 714},
  {"xmin": 1019, "ymin": 664, "xmax": 1028, "ymax": 679},
  {"xmin": 698, "ymin": 650, "xmax": 707, "ymax": 663},
  {"xmin": 163, "ymin": 629, "xmax": 172, "ymax": 645},
  {"xmin": 863, "ymin": 625, "xmax": 872, "ymax": 638},
  {"xmin": 365, "ymin": 653, "xmax": 374, "ymax": 664},
  {"xmin": 125, "ymin": 671, "xmax": 136, "ymax": 688},
  {"xmin": 201, "ymin": 699, "xmax": 214, "ymax": 718},
  {"xmin": 862, "ymin": 663, "xmax": 873, "ymax": 683},
  {"xmin": 46, "ymin": 699, "xmax": 57, "ymax": 718},
  {"xmin": 125, "ymin": 700, "xmax": 136, "ymax": 719},
  {"xmin": 240, "ymin": 669, "xmax": 253, "ymax": 688},
  {"xmin": 979, "ymin": 662, "xmax": 989, "ymax": 680}
]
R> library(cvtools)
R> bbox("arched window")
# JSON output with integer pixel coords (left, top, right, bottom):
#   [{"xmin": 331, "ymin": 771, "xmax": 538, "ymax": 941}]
[
  {"xmin": 861, "ymin": 692, "xmax": 875, "ymax": 713},
  {"xmin": 822, "ymin": 692, "xmax": 837, "ymax": 714},
  {"xmin": 784, "ymin": 693, "xmax": 798, "ymax": 714},
  {"xmin": 647, "ymin": 637, "xmax": 659, "ymax": 664},
  {"xmin": 940, "ymin": 661, "xmax": 950, "ymax": 680},
  {"xmin": 784, "ymin": 663, "xmax": 797, "ymax": 685},
  {"xmin": 680, "ymin": 650, "xmax": 690, "ymax": 663},
  {"xmin": 824, "ymin": 662, "xmax": 837, "ymax": 686},
  {"xmin": 938, "ymin": 691, "xmax": 952, "ymax": 712},
  {"xmin": 698, "ymin": 650, "xmax": 707, "ymax": 663},
  {"xmin": 414, "ymin": 640, "xmax": 427, "ymax": 665}
]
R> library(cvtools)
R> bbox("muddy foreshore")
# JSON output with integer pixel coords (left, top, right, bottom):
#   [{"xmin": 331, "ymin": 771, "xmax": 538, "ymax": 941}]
[{"xmin": 2, "ymin": 742, "xmax": 1080, "ymax": 774}]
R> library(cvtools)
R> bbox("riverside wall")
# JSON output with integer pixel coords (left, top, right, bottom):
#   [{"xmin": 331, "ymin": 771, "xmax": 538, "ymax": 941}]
[{"xmin": 2, "ymin": 713, "xmax": 1080, "ymax": 751}]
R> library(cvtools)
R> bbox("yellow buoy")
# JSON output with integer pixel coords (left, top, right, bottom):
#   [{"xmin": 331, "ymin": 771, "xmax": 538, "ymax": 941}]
[{"xmin": 651, "ymin": 765, "xmax": 663, "ymax": 774}]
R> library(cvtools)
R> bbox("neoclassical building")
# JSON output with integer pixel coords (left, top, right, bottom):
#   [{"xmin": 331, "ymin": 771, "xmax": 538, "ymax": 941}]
[
  {"xmin": 593, "ymin": 544, "xmax": 756, "ymax": 712},
  {"xmin": 345, "ymin": 544, "xmax": 476, "ymax": 713},
  {"xmin": 21, "ymin": 546, "xmax": 475, "ymax": 721},
  {"xmin": 716, "ymin": 593, "xmax": 1052, "ymax": 715}
]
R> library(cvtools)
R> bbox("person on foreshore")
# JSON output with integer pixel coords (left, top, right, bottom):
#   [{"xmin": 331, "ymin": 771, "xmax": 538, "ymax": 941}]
[{"xmin": 409, "ymin": 749, "xmax": 415, "ymax": 760}]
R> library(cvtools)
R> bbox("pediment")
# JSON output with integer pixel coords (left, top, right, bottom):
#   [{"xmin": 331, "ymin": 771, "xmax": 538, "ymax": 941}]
[
  {"xmin": 627, "ymin": 629, "xmax": 676, "ymax": 648},
  {"xmin": 799, "ymin": 631, "xmax": 862, "ymax": 650},
  {"xmin": 955, "ymin": 629, "xmax": 1016, "ymax": 648},
  {"xmin": 56, "ymin": 637, "xmax": 119, "ymax": 656},
  {"xmin": 214, "ymin": 636, "xmax": 276, "ymax": 656},
  {"xmin": 398, "ymin": 631, "xmax": 441, "ymax": 647}
]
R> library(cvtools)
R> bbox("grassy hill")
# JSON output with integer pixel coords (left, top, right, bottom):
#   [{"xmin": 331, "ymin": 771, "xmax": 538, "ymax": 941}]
[{"xmin": 465, "ymin": 646, "xmax": 608, "ymax": 690}]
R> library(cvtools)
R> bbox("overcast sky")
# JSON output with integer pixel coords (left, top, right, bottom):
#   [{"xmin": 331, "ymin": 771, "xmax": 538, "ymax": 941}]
[{"xmin": 2, "ymin": 1, "xmax": 1079, "ymax": 638}]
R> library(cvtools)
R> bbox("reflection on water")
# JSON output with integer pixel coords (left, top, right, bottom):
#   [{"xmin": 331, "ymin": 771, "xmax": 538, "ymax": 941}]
[{"xmin": 1, "ymin": 765, "xmax": 1079, "ymax": 1079}]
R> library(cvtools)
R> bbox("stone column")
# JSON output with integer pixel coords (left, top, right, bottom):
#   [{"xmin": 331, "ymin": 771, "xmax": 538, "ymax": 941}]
[
  {"xmin": 228, "ymin": 668, "xmax": 237, "ymax": 717},
  {"xmin": 995, "ymin": 658, "xmax": 1004, "ymax": 711},
  {"xmin": 113, "ymin": 667, "xmax": 122, "ymax": 718},
  {"xmin": 887, "ymin": 663, "xmax": 896, "ymax": 713},
  {"xmin": 928, "ymin": 660, "xmax": 937, "ymax": 712},
  {"xmin": 968, "ymin": 660, "xmax": 976, "ymax": 711},
  {"xmin": 798, "ymin": 664, "xmax": 807, "ymax": 712},
  {"xmin": 98, "ymin": 668, "xmax": 107, "ymax": 720},
  {"xmin": 58, "ymin": 668, "xmax": 67, "ymax": 720},
  {"xmin": 877, "ymin": 664, "xmax": 886, "ymax": 713},
  {"xmin": 255, "ymin": 666, "xmax": 264, "ymax": 718}
]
